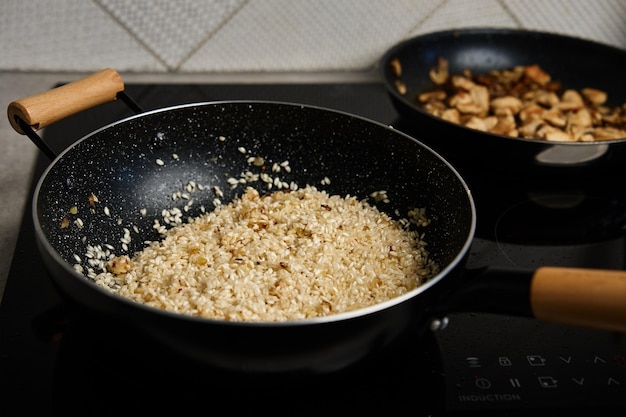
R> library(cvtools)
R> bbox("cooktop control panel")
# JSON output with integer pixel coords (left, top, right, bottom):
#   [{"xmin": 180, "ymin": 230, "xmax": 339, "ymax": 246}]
[{"xmin": 438, "ymin": 313, "xmax": 626, "ymax": 414}]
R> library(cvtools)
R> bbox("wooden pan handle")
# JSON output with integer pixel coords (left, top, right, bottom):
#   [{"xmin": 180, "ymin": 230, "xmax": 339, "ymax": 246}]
[
  {"xmin": 531, "ymin": 266, "xmax": 626, "ymax": 332},
  {"xmin": 7, "ymin": 68, "xmax": 124, "ymax": 134}
]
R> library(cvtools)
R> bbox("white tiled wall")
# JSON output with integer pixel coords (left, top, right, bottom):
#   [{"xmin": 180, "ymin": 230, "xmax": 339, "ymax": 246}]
[{"xmin": 1, "ymin": 0, "xmax": 625, "ymax": 73}]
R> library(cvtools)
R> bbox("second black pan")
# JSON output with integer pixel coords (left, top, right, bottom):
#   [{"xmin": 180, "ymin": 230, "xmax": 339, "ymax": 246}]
[{"xmin": 380, "ymin": 28, "xmax": 626, "ymax": 173}]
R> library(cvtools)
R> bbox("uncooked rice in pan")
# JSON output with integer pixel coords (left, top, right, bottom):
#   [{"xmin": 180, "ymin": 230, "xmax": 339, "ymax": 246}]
[{"xmin": 93, "ymin": 186, "xmax": 439, "ymax": 322}]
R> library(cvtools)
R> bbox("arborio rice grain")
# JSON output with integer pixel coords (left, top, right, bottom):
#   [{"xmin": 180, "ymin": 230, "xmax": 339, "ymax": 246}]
[{"xmin": 94, "ymin": 186, "xmax": 439, "ymax": 322}]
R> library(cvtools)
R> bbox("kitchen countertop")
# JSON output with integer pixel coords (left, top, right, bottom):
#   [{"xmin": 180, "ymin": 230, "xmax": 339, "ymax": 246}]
[{"xmin": 0, "ymin": 70, "xmax": 380, "ymax": 303}]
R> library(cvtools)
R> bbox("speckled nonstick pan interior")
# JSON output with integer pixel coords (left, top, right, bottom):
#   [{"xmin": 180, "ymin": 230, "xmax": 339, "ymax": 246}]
[
  {"xmin": 380, "ymin": 28, "xmax": 626, "ymax": 173},
  {"xmin": 7, "ymin": 69, "xmax": 626, "ymax": 374}
]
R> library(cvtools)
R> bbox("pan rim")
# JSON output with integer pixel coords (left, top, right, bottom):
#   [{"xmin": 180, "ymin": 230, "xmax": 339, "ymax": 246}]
[
  {"xmin": 379, "ymin": 27, "xmax": 626, "ymax": 146},
  {"xmin": 32, "ymin": 99, "xmax": 477, "ymax": 328}
]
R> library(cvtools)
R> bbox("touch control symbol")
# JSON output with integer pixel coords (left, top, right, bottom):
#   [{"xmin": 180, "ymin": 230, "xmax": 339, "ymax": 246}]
[
  {"xmin": 498, "ymin": 356, "xmax": 512, "ymax": 366},
  {"xmin": 608, "ymin": 377, "xmax": 621, "ymax": 386},
  {"xmin": 527, "ymin": 355, "xmax": 546, "ymax": 366},
  {"xmin": 475, "ymin": 378, "xmax": 491, "ymax": 389},
  {"xmin": 538, "ymin": 376, "xmax": 558, "ymax": 388},
  {"xmin": 466, "ymin": 357, "xmax": 481, "ymax": 368}
]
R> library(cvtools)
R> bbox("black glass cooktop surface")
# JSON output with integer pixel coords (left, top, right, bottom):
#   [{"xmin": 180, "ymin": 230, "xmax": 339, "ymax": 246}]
[{"xmin": 1, "ymin": 81, "xmax": 625, "ymax": 417}]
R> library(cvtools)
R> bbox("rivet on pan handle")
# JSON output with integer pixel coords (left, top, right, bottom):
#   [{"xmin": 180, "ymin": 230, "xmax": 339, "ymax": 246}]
[
  {"xmin": 531, "ymin": 266, "xmax": 626, "ymax": 333},
  {"xmin": 7, "ymin": 68, "xmax": 125, "ymax": 135}
]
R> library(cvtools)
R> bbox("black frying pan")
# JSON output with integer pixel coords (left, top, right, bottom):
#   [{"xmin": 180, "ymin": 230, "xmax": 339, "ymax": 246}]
[
  {"xmin": 380, "ymin": 28, "xmax": 626, "ymax": 173},
  {"xmin": 7, "ymin": 69, "xmax": 626, "ymax": 374}
]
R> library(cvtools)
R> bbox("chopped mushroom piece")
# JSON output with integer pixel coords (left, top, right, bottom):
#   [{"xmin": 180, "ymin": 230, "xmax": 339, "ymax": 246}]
[
  {"xmin": 107, "ymin": 255, "xmax": 134, "ymax": 275},
  {"xmin": 491, "ymin": 96, "xmax": 523, "ymax": 114},
  {"xmin": 389, "ymin": 58, "xmax": 402, "ymax": 77},
  {"xmin": 519, "ymin": 103, "xmax": 545, "ymax": 123},
  {"xmin": 440, "ymin": 108, "xmax": 461, "ymax": 124},
  {"xmin": 526, "ymin": 90, "xmax": 560, "ymax": 107},
  {"xmin": 418, "ymin": 90, "xmax": 447, "ymax": 102},
  {"xmin": 469, "ymin": 85, "xmax": 490, "ymax": 114},
  {"xmin": 594, "ymin": 127, "xmax": 626, "ymax": 141},
  {"xmin": 581, "ymin": 88, "xmax": 607, "ymax": 106},
  {"xmin": 407, "ymin": 57, "xmax": 626, "ymax": 142},
  {"xmin": 519, "ymin": 119, "xmax": 544, "ymax": 138},
  {"xmin": 451, "ymin": 75, "xmax": 476, "ymax": 91},
  {"xmin": 429, "ymin": 56, "xmax": 449, "ymax": 85},
  {"xmin": 465, "ymin": 116, "xmax": 497, "ymax": 132},
  {"xmin": 394, "ymin": 80, "xmax": 407, "ymax": 95},
  {"xmin": 544, "ymin": 129, "xmax": 574, "ymax": 142},
  {"xmin": 88, "ymin": 193, "xmax": 99, "ymax": 209},
  {"xmin": 567, "ymin": 109, "xmax": 593, "ymax": 128},
  {"xmin": 523, "ymin": 64, "xmax": 551, "ymax": 86},
  {"xmin": 542, "ymin": 108, "xmax": 567, "ymax": 128},
  {"xmin": 557, "ymin": 90, "xmax": 584, "ymax": 111},
  {"xmin": 491, "ymin": 113, "xmax": 517, "ymax": 136}
]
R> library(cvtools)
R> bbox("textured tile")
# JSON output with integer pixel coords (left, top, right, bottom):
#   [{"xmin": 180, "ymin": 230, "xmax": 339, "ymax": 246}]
[
  {"xmin": 97, "ymin": 0, "xmax": 246, "ymax": 70},
  {"xmin": 502, "ymin": 0, "xmax": 626, "ymax": 48},
  {"xmin": 411, "ymin": 0, "xmax": 519, "ymax": 36},
  {"xmin": 1, "ymin": 0, "xmax": 625, "ymax": 73},
  {"xmin": 180, "ymin": 0, "xmax": 445, "ymax": 72},
  {"xmin": 0, "ymin": 0, "xmax": 164, "ymax": 72}
]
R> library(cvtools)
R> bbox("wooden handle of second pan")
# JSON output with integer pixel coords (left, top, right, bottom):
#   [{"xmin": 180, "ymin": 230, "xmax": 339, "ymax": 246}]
[
  {"xmin": 531, "ymin": 266, "xmax": 626, "ymax": 333},
  {"xmin": 7, "ymin": 68, "xmax": 124, "ymax": 134}
]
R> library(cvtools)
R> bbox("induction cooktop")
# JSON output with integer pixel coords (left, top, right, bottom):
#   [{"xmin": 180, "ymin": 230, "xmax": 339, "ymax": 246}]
[{"xmin": 1, "ymin": 81, "xmax": 625, "ymax": 417}]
